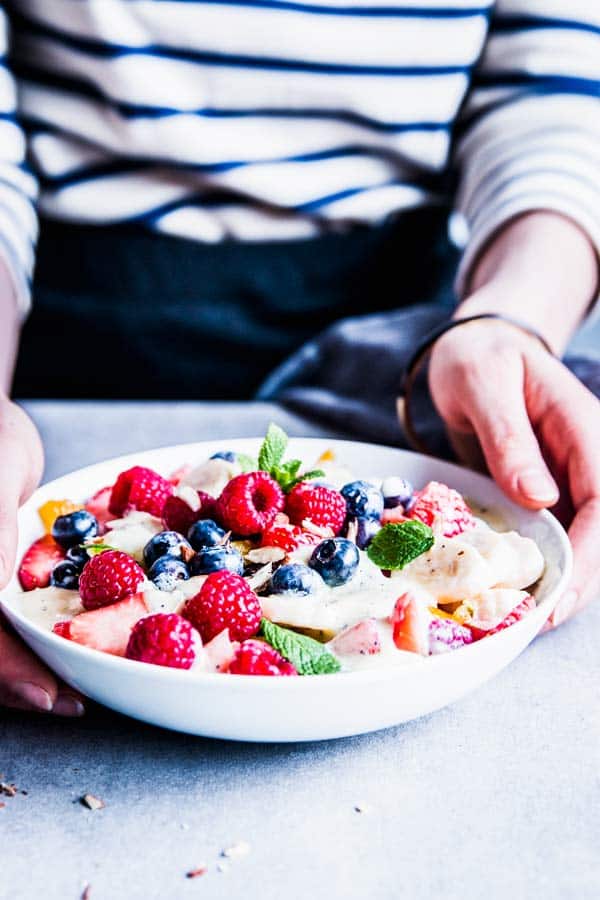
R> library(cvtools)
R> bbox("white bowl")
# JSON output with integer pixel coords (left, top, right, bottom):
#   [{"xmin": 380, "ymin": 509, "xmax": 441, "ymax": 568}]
[{"xmin": 0, "ymin": 438, "xmax": 572, "ymax": 742}]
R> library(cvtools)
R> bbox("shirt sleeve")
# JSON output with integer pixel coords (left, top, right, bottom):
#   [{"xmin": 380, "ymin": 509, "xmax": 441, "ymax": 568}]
[
  {"xmin": 0, "ymin": 6, "xmax": 38, "ymax": 317},
  {"xmin": 453, "ymin": 0, "xmax": 600, "ymax": 303}
]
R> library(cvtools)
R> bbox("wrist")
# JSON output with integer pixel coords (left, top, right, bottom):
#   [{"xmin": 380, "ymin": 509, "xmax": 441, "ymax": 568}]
[
  {"xmin": 459, "ymin": 211, "xmax": 599, "ymax": 354},
  {"xmin": 0, "ymin": 257, "xmax": 20, "ymax": 393}
]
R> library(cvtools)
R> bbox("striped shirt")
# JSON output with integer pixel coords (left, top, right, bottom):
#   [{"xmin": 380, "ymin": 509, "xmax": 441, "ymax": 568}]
[{"xmin": 0, "ymin": 0, "xmax": 598, "ymax": 314}]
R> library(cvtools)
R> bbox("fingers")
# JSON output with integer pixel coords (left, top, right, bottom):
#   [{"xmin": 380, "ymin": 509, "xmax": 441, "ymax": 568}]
[
  {"xmin": 0, "ymin": 467, "xmax": 19, "ymax": 589},
  {"xmin": 0, "ymin": 402, "xmax": 83, "ymax": 715},
  {"xmin": 0, "ymin": 622, "xmax": 85, "ymax": 716},
  {"xmin": 0, "ymin": 402, "xmax": 44, "ymax": 588},
  {"xmin": 551, "ymin": 496, "xmax": 600, "ymax": 627},
  {"xmin": 459, "ymin": 362, "xmax": 559, "ymax": 509}
]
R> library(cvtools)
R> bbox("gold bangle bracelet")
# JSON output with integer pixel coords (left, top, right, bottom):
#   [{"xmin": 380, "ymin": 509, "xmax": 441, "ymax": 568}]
[{"xmin": 397, "ymin": 313, "xmax": 554, "ymax": 456}]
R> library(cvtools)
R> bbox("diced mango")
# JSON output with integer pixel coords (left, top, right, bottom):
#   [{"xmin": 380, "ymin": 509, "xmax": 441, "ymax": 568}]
[
  {"xmin": 316, "ymin": 449, "xmax": 336, "ymax": 464},
  {"xmin": 428, "ymin": 606, "xmax": 463, "ymax": 624}
]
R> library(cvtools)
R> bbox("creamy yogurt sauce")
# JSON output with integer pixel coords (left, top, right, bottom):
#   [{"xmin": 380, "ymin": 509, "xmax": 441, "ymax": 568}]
[
  {"xmin": 18, "ymin": 587, "xmax": 84, "ymax": 631},
  {"xmin": 15, "ymin": 492, "xmax": 545, "ymax": 674},
  {"xmin": 260, "ymin": 515, "xmax": 544, "ymax": 671},
  {"xmin": 102, "ymin": 511, "xmax": 164, "ymax": 562}
]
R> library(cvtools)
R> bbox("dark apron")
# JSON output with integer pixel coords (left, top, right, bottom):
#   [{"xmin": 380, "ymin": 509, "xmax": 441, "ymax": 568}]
[{"xmin": 13, "ymin": 207, "xmax": 458, "ymax": 401}]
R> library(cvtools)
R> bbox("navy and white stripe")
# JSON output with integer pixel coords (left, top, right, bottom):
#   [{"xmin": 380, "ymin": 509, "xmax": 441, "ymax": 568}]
[{"xmin": 0, "ymin": 0, "xmax": 597, "ymax": 314}]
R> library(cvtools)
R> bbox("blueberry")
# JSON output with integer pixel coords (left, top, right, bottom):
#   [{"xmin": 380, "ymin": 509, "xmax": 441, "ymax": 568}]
[
  {"xmin": 52, "ymin": 510, "xmax": 98, "ymax": 548},
  {"xmin": 309, "ymin": 538, "xmax": 360, "ymax": 587},
  {"xmin": 269, "ymin": 563, "xmax": 324, "ymax": 596},
  {"xmin": 187, "ymin": 519, "xmax": 226, "ymax": 551},
  {"xmin": 143, "ymin": 531, "xmax": 191, "ymax": 568},
  {"xmin": 50, "ymin": 561, "xmax": 80, "ymax": 590},
  {"xmin": 210, "ymin": 451, "xmax": 236, "ymax": 462},
  {"xmin": 189, "ymin": 545, "xmax": 244, "ymax": 576},
  {"xmin": 352, "ymin": 517, "xmax": 382, "ymax": 550},
  {"xmin": 65, "ymin": 545, "xmax": 90, "ymax": 571},
  {"xmin": 341, "ymin": 481, "xmax": 383, "ymax": 520},
  {"xmin": 149, "ymin": 555, "xmax": 190, "ymax": 592},
  {"xmin": 381, "ymin": 477, "xmax": 413, "ymax": 509}
]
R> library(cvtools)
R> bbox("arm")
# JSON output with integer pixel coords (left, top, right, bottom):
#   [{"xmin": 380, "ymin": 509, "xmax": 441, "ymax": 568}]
[
  {"xmin": 429, "ymin": 2, "xmax": 600, "ymax": 627},
  {"xmin": 0, "ymin": 11, "xmax": 84, "ymax": 714}
]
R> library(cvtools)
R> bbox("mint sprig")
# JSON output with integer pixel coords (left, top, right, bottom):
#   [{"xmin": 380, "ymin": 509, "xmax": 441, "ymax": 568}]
[
  {"xmin": 260, "ymin": 619, "xmax": 341, "ymax": 675},
  {"xmin": 367, "ymin": 520, "xmax": 434, "ymax": 570},
  {"xmin": 236, "ymin": 452, "xmax": 258, "ymax": 473},
  {"xmin": 258, "ymin": 423, "xmax": 288, "ymax": 473},
  {"xmin": 83, "ymin": 543, "xmax": 116, "ymax": 556},
  {"xmin": 257, "ymin": 423, "xmax": 324, "ymax": 492}
]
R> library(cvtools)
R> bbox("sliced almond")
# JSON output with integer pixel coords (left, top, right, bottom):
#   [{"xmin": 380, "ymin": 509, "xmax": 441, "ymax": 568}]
[
  {"xmin": 301, "ymin": 520, "xmax": 334, "ymax": 539},
  {"xmin": 81, "ymin": 794, "xmax": 105, "ymax": 811},
  {"xmin": 245, "ymin": 563, "xmax": 273, "ymax": 592},
  {"xmin": 246, "ymin": 547, "xmax": 285, "ymax": 564}
]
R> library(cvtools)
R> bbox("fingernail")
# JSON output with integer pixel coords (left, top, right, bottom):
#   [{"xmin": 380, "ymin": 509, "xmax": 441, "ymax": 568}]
[
  {"xmin": 517, "ymin": 469, "xmax": 558, "ymax": 503},
  {"xmin": 53, "ymin": 693, "xmax": 85, "ymax": 718},
  {"xmin": 13, "ymin": 681, "xmax": 53, "ymax": 712},
  {"xmin": 551, "ymin": 589, "xmax": 578, "ymax": 627}
]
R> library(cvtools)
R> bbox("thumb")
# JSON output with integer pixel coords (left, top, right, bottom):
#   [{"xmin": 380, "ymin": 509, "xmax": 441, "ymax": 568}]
[
  {"xmin": 461, "ymin": 365, "xmax": 559, "ymax": 509},
  {"xmin": 0, "ymin": 471, "xmax": 19, "ymax": 589}
]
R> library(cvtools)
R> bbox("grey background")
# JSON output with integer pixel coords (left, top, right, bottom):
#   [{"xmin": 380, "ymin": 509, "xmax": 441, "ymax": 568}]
[{"xmin": 1, "ymin": 401, "xmax": 599, "ymax": 900}]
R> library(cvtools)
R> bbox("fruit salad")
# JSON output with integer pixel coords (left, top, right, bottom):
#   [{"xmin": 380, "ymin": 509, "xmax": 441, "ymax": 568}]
[{"xmin": 14, "ymin": 425, "xmax": 545, "ymax": 677}]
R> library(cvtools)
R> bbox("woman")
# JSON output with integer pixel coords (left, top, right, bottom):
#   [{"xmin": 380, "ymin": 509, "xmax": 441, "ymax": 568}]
[{"xmin": 0, "ymin": 0, "xmax": 598, "ymax": 715}]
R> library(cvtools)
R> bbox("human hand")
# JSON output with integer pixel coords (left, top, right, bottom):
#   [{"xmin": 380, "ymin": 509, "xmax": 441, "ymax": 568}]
[
  {"xmin": 0, "ymin": 395, "xmax": 83, "ymax": 715},
  {"xmin": 429, "ymin": 316, "xmax": 600, "ymax": 628}
]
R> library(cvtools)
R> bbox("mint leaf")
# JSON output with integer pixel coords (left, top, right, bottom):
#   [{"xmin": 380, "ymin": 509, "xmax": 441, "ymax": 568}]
[
  {"xmin": 258, "ymin": 423, "xmax": 288, "ymax": 473},
  {"xmin": 236, "ymin": 453, "xmax": 257, "ymax": 473},
  {"xmin": 277, "ymin": 466, "xmax": 326, "ymax": 493},
  {"xmin": 297, "ymin": 469, "xmax": 325, "ymax": 484},
  {"xmin": 280, "ymin": 459, "xmax": 302, "ymax": 479},
  {"xmin": 260, "ymin": 619, "xmax": 341, "ymax": 675},
  {"xmin": 84, "ymin": 543, "xmax": 115, "ymax": 556},
  {"xmin": 367, "ymin": 521, "xmax": 434, "ymax": 570},
  {"xmin": 271, "ymin": 458, "xmax": 302, "ymax": 492}
]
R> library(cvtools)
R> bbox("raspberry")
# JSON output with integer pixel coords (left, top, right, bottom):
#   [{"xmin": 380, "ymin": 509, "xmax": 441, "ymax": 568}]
[
  {"xmin": 407, "ymin": 481, "xmax": 475, "ymax": 538},
  {"xmin": 125, "ymin": 613, "xmax": 199, "ymax": 669},
  {"xmin": 183, "ymin": 570, "xmax": 262, "ymax": 643},
  {"xmin": 285, "ymin": 483, "xmax": 346, "ymax": 534},
  {"xmin": 216, "ymin": 472, "xmax": 284, "ymax": 536},
  {"xmin": 79, "ymin": 549, "xmax": 145, "ymax": 611},
  {"xmin": 229, "ymin": 639, "xmax": 298, "ymax": 676},
  {"xmin": 109, "ymin": 466, "xmax": 173, "ymax": 519},
  {"xmin": 162, "ymin": 490, "xmax": 216, "ymax": 535},
  {"xmin": 260, "ymin": 523, "xmax": 320, "ymax": 553}
]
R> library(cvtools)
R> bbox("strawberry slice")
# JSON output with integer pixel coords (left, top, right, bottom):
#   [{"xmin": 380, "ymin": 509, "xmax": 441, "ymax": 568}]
[
  {"xmin": 381, "ymin": 506, "xmax": 408, "ymax": 525},
  {"xmin": 260, "ymin": 523, "xmax": 320, "ymax": 553},
  {"xmin": 18, "ymin": 535, "xmax": 65, "ymax": 591},
  {"xmin": 52, "ymin": 593, "xmax": 148, "ymax": 656},
  {"xmin": 203, "ymin": 629, "xmax": 240, "ymax": 673},
  {"xmin": 329, "ymin": 619, "xmax": 382, "ymax": 656},
  {"xmin": 85, "ymin": 485, "xmax": 114, "ymax": 533},
  {"xmin": 389, "ymin": 592, "xmax": 430, "ymax": 655},
  {"xmin": 407, "ymin": 481, "xmax": 475, "ymax": 538},
  {"xmin": 479, "ymin": 595, "xmax": 536, "ymax": 639}
]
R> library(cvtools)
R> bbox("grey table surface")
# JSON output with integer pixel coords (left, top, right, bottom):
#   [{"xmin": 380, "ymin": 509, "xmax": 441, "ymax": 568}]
[{"xmin": 1, "ymin": 401, "xmax": 599, "ymax": 900}]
